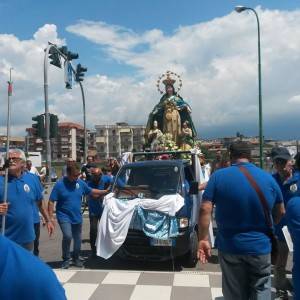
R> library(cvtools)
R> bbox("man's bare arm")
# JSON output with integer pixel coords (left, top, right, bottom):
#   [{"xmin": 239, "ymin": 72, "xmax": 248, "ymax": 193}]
[
  {"xmin": 197, "ymin": 201, "xmax": 213, "ymax": 264},
  {"xmin": 90, "ymin": 188, "xmax": 110, "ymax": 199},
  {"xmin": 198, "ymin": 201, "xmax": 213, "ymax": 240},
  {"xmin": 272, "ymin": 202, "xmax": 285, "ymax": 225}
]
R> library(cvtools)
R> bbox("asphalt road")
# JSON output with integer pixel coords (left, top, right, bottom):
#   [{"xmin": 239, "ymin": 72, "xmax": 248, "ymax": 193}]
[
  {"xmin": 39, "ymin": 215, "xmax": 293, "ymax": 275},
  {"xmin": 39, "ymin": 215, "xmax": 221, "ymax": 272},
  {"xmin": 40, "ymin": 186, "xmax": 292, "ymax": 274}
]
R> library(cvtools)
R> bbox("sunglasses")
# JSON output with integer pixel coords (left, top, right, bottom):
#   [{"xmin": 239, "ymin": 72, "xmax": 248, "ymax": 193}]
[{"xmin": 9, "ymin": 157, "xmax": 22, "ymax": 162}]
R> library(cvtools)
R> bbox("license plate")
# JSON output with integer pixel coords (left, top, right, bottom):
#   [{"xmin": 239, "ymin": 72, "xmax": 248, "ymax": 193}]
[{"xmin": 150, "ymin": 238, "xmax": 175, "ymax": 247}]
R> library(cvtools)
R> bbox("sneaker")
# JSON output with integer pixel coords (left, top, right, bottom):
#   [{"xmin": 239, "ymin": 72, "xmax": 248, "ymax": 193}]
[
  {"xmin": 61, "ymin": 260, "xmax": 70, "ymax": 269},
  {"xmin": 73, "ymin": 259, "xmax": 84, "ymax": 268},
  {"xmin": 275, "ymin": 290, "xmax": 289, "ymax": 300}
]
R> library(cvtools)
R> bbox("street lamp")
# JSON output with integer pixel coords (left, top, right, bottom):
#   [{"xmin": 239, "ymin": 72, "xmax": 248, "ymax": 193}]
[{"xmin": 235, "ymin": 6, "xmax": 264, "ymax": 168}]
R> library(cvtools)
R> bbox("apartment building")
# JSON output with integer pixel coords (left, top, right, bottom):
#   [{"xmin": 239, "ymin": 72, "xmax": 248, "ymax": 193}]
[{"xmin": 95, "ymin": 122, "xmax": 145, "ymax": 158}]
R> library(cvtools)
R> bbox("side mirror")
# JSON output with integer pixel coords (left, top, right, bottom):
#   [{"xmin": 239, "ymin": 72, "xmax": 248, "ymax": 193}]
[{"xmin": 189, "ymin": 181, "xmax": 199, "ymax": 195}]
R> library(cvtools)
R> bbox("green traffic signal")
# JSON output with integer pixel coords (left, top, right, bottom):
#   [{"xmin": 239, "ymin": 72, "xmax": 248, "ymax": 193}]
[
  {"xmin": 32, "ymin": 114, "xmax": 45, "ymax": 138},
  {"xmin": 50, "ymin": 114, "xmax": 59, "ymax": 138},
  {"xmin": 67, "ymin": 51, "xmax": 79, "ymax": 61},
  {"xmin": 75, "ymin": 63, "xmax": 88, "ymax": 82},
  {"xmin": 49, "ymin": 47, "xmax": 61, "ymax": 68},
  {"xmin": 58, "ymin": 46, "xmax": 68, "ymax": 56}
]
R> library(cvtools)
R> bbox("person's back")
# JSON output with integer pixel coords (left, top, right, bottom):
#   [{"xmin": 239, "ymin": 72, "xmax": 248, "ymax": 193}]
[
  {"xmin": 198, "ymin": 141, "xmax": 284, "ymax": 300},
  {"xmin": 210, "ymin": 162, "xmax": 282, "ymax": 254},
  {"xmin": 286, "ymin": 196, "xmax": 300, "ymax": 300},
  {"xmin": 0, "ymin": 235, "xmax": 66, "ymax": 300}
]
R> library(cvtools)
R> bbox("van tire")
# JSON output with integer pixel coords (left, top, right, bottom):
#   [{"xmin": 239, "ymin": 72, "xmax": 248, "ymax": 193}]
[{"xmin": 183, "ymin": 230, "xmax": 198, "ymax": 267}]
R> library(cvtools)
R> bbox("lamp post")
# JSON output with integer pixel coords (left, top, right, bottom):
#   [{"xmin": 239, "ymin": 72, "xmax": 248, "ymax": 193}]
[{"xmin": 235, "ymin": 6, "xmax": 263, "ymax": 168}]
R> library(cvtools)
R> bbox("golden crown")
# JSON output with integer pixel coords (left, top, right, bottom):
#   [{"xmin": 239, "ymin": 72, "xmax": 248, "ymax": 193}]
[{"xmin": 156, "ymin": 71, "xmax": 183, "ymax": 94}]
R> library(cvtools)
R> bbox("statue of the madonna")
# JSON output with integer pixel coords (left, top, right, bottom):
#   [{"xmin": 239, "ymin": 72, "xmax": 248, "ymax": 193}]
[{"xmin": 145, "ymin": 71, "xmax": 197, "ymax": 146}]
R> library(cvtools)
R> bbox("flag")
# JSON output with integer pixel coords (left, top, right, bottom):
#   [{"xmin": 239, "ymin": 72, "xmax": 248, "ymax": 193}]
[{"xmin": 7, "ymin": 81, "xmax": 12, "ymax": 96}]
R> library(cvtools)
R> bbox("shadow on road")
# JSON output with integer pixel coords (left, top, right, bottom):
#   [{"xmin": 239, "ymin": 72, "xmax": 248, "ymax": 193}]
[{"xmin": 47, "ymin": 249, "xmax": 221, "ymax": 272}]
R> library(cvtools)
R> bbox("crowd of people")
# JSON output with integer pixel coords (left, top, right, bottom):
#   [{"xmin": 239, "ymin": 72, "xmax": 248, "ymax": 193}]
[
  {"xmin": 0, "ymin": 152, "xmax": 120, "ymax": 299},
  {"xmin": 1, "ymin": 145, "xmax": 300, "ymax": 299},
  {"xmin": 198, "ymin": 142, "xmax": 300, "ymax": 300}
]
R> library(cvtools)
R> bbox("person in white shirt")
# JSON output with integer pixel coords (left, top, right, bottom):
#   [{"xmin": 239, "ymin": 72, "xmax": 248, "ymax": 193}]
[
  {"xmin": 26, "ymin": 160, "xmax": 40, "ymax": 177},
  {"xmin": 198, "ymin": 153, "xmax": 211, "ymax": 192}
]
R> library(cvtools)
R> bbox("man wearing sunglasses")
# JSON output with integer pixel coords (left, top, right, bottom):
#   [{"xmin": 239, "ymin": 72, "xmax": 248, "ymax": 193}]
[
  {"xmin": 0, "ymin": 149, "xmax": 53, "ymax": 251},
  {"xmin": 48, "ymin": 163, "xmax": 109, "ymax": 269}
]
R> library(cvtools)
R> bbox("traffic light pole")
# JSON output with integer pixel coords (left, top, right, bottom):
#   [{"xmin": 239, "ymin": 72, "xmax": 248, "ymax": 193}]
[
  {"xmin": 79, "ymin": 82, "xmax": 87, "ymax": 164},
  {"xmin": 45, "ymin": 42, "xmax": 87, "ymax": 164},
  {"xmin": 44, "ymin": 45, "xmax": 52, "ymax": 185},
  {"xmin": 2, "ymin": 68, "xmax": 13, "ymax": 235}
]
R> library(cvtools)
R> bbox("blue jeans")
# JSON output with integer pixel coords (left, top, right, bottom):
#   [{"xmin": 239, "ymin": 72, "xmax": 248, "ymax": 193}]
[
  {"xmin": 58, "ymin": 222, "xmax": 82, "ymax": 261},
  {"xmin": 219, "ymin": 251, "xmax": 271, "ymax": 300}
]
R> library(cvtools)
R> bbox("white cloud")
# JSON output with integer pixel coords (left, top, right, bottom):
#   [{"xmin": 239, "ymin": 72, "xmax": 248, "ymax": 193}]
[
  {"xmin": 66, "ymin": 7, "xmax": 300, "ymax": 138},
  {"xmin": 2, "ymin": 8, "xmax": 300, "ymax": 140}
]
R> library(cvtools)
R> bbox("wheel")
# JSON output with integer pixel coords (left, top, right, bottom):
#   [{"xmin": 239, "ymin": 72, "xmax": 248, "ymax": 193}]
[{"xmin": 183, "ymin": 230, "xmax": 198, "ymax": 267}]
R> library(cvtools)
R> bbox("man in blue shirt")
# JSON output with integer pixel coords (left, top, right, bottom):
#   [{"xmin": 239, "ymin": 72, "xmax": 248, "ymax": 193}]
[
  {"xmin": 87, "ymin": 166, "xmax": 113, "ymax": 256},
  {"xmin": 271, "ymin": 147, "xmax": 294, "ymax": 298},
  {"xmin": 198, "ymin": 141, "xmax": 284, "ymax": 300},
  {"xmin": 48, "ymin": 163, "xmax": 109, "ymax": 269},
  {"xmin": 0, "ymin": 149, "xmax": 53, "ymax": 251},
  {"xmin": 286, "ymin": 192, "xmax": 300, "ymax": 300},
  {"xmin": 24, "ymin": 170, "xmax": 50, "ymax": 256},
  {"xmin": 0, "ymin": 234, "xmax": 66, "ymax": 300}
]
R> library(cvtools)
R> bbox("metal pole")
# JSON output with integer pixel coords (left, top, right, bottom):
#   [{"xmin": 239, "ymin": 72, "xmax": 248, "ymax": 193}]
[
  {"xmin": 44, "ymin": 44, "xmax": 52, "ymax": 184},
  {"xmin": 79, "ymin": 82, "xmax": 87, "ymax": 164},
  {"xmin": 2, "ymin": 68, "xmax": 13, "ymax": 235},
  {"xmin": 248, "ymin": 8, "xmax": 263, "ymax": 168}
]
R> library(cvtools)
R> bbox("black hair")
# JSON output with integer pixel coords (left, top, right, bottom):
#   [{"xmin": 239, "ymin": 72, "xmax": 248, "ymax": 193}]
[
  {"xmin": 229, "ymin": 141, "xmax": 252, "ymax": 160},
  {"xmin": 165, "ymin": 84, "xmax": 175, "ymax": 95},
  {"xmin": 67, "ymin": 163, "xmax": 80, "ymax": 175}
]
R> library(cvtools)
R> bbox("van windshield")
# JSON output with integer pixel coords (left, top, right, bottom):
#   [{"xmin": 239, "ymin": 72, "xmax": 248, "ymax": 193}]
[{"xmin": 113, "ymin": 164, "xmax": 180, "ymax": 200}]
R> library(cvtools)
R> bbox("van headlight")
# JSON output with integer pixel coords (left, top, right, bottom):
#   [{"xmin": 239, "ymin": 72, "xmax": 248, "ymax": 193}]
[{"xmin": 179, "ymin": 218, "xmax": 189, "ymax": 228}]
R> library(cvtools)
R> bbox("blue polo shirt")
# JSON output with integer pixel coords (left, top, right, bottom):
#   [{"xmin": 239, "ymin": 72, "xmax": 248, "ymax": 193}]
[
  {"xmin": 0, "ymin": 173, "xmax": 43, "ymax": 245},
  {"xmin": 87, "ymin": 175, "xmax": 112, "ymax": 217},
  {"xmin": 286, "ymin": 196, "xmax": 300, "ymax": 300},
  {"xmin": 272, "ymin": 172, "xmax": 298, "ymax": 241},
  {"xmin": 203, "ymin": 162, "xmax": 283, "ymax": 255},
  {"xmin": 0, "ymin": 235, "xmax": 66, "ymax": 300},
  {"xmin": 50, "ymin": 177, "xmax": 92, "ymax": 224},
  {"xmin": 25, "ymin": 172, "xmax": 44, "ymax": 224}
]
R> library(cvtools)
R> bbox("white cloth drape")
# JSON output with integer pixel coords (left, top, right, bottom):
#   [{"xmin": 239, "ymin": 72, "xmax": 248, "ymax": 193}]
[{"xmin": 96, "ymin": 193, "xmax": 184, "ymax": 259}]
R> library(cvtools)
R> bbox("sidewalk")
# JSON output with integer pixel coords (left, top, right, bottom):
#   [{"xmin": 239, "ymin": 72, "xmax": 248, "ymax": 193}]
[{"xmin": 54, "ymin": 269, "xmax": 293, "ymax": 300}]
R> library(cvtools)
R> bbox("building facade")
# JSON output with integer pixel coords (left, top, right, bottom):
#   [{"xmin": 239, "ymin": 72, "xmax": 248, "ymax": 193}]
[
  {"xmin": 26, "ymin": 122, "xmax": 84, "ymax": 162},
  {"xmin": 95, "ymin": 122, "xmax": 145, "ymax": 158},
  {"xmin": 0, "ymin": 136, "xmax": 25, "ymax": 150}
]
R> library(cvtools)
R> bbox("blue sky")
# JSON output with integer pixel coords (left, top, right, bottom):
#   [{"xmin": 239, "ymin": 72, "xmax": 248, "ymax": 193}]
[
  {"xmin": 0, "ymin": 1, "xmax": 300, "ymax": 139},
  {"xmin": 1, "ymin": 0, "xmax": 298, "ymax": 76}
]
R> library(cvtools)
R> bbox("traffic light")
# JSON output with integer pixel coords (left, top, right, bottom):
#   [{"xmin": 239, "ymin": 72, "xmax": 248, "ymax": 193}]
[
  {"xmin": 32, "ymin": 115, "xmax": 45, "ymax": 138},
  {"xmin": 75, "ymin": 64, "xmax": 88, "ymax": 82},
  {"xmin": 67, "ymin": 51, "xmax": 79, "ymax": 61},
  {"xmin": 50, "ymin": 114, "xmax": 59, "ymax": 138},
  {"xmin": 58, "ymin": 46, "xmax": 68, "ymax": 56},
  {"xmin": 49, "ymin": 47, "xmax": 61, "ymax": 68}
]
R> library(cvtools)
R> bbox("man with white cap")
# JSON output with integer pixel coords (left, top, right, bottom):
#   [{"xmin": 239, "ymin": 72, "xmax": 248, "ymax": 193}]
[{"xmin": 0, "ymin": 149, "xmax": 53, "ymax": 251}]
